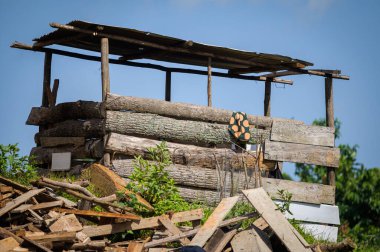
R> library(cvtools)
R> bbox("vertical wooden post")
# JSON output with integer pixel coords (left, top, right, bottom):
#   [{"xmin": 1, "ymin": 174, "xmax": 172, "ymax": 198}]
[
  {"xmin": 42, "ymin": 52, "xmax": 52, "ymax": 107},
  {"xmin": 101, "ymin": 37, "xmax": 110, "ymax": 101},
  {"xmin": 207, "ymin": 57, "xmax": 212, "ymax": 107},
  {"xmin": 165, "ymin": 71, "xmax": 172, "ymax": 102},
  {"xmin": 325, "ymin": 77, "xmax": 336, "ymax": 186},
  {"xmin": 264, "ymin": 79, "xmax": 271, "ymax": 117}
]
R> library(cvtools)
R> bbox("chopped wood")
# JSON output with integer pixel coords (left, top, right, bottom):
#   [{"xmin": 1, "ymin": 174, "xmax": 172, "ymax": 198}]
[
  {"xmin": 0, "ymin": 188, "xmax": 46, "ymax": 217},
  {"xmin": 87, "ymin": 163, "xmax": 153, "ymax": 211},
  {"xmin": 115, "ymin": 159, "xmax": 335, "ymax": 205},
  {"xmin": 49, "ymin": 214, "xmax": 83, "ymax": 232},
  {"xmin": 0, "ymin": 185, "xmax": 14, "ymax": 193},
  {"xmin": 158, "ymin": 216, "xmax": 190, "ymax": 245},
  {"xmin": 69, "ymin": 240, "xmax": 107, "ymax": 250},
  {"xmin": 230, "ymin": 226, "xmax": 272, "ymax": 252},
  {"xmin": 106, "ymin": 133, "xmax": 275, "ymax": 170},
  {"xmin": 53, "ymin": 208, "xmax": 141, "ymax": 221},
  {"xmin": 106, "ymin": 111, "xmax": 270, "ymax": 146},
  {"xmin": 0, "ymin": 176, "xmax": 31, "ymax": 192},
  {"xmin": 242, "ymin": 188, "xmax": 312, "ymax": 252},
  {"xmin": 189, "ymin": 196, "xmax": 239, "ymax": 247},
  {"xmin": 0, "ymin": 237, "xmax": 20, "ymax": 251},
  {"xmin": 83, "ymin": 209, "xmax": 203, "ymax": 237},
  {"xmin": 127, "ymin": 241, "xmax": 145, "ymax": 252},
  {"xmin": 264, "ymin": 140, "xmax": 340, "ymax": 167},
  {"xmin": 105, "ymin": 93, "xmax": 303, "ymax": 128},
  {"xmin": 26, "ymin": 101, "xmax": 105, "ymax": 125}
]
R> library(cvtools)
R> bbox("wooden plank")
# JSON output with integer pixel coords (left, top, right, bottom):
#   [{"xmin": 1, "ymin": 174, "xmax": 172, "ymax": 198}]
[
  {"xmin": 242, "ymin": 188, "xmax": 311, "ymax": 252},
  {"xmin": 158, "ymin": 216, "xmax": 190, "ymax": 245},
  {"xmin": 0, "ymin": 188, "xmax": 45, "ymax": 217},
  {"xmin": 204, "ymin": 228, "xmax": 236, "ymax": 252},
  {"xmin": 127, "ymin": 241, "xmax": 144, "ymax": 252},
  {"xmin": 189, "ymin": 196, "xmax": 239, "ymax": 247},
  {"xmin": 271, "ymin": 121, "xmax": 334, "ymax": 147},
  {"xmin": 40, "ymin": 137, "xmax": 85, "ymax": 147},
  {"xmin": 49, "ymin": 214, "xmax": 83, "ymax": 232},
  {"xmin": 0, "ymin": 237, "xmax": 20, "ymax": 251},
  {"xmin": 83, "ymin": 209, "xmax": 203, "ymax": 237},
  {"xmin": 53, "ymin": 208, "xmax": 141, "ymax": 221},
  {"xmin": 0, "ymin": 185, "xmax": 13, "ymax": 193},
  {"xmin": 230, "ymin": 227, "xmax": 272, "ymax": 252},
  {"xmin": 116, "ymin": 159, "xmax": 335, "ymax": 205},
  {"xmin": 264, "ymin": 140, "xmax": 340, "ymax": 167},
  {"xmin": 27, "ymin": 231, "xmax": 76, "ymax": 242},
  {"xmin": 274, "ymin": 201, "xmax": 340, "ymax": 225}
]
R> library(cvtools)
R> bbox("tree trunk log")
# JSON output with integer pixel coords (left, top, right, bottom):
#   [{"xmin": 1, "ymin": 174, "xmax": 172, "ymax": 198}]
[
  {"xmin": 35, "ymin": 119, "xmax": 105, "ymax": 144},
  {"xmin": 105, "ymin": 111, "xmax": 269, "ymax": 146},
  {"xmin": 105, "ymin": 133, "xmax": 275, "ymax": 170},
  {"xmin": 113, "ymin": 159, "xmax": 335, "ymax": 205},
  {"xmin": 27, "ymin": 101, "xmax": 105, "ymax": 125},
  {"xmin": 105, "ymin": 93, "xmax": 303, "ymax": 128}
]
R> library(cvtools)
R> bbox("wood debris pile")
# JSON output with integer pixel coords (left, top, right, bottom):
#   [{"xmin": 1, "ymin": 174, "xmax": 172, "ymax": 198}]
[{"xmin": 0, "ymin": 167, "xmax": 354, "ymax": 252}]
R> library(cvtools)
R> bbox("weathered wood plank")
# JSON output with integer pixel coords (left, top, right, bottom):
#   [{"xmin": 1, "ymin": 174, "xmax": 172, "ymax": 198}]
[
  {"xmin": 106, "ymin": 133, "xmax": 275, "ymax": 170},
  {"xmin": 230, "ymin": 227, "xmax": 273, "ymax": 252},
  {"xmin": 49, "ymin": 214, "xmax": 83, "ymax": 232},
  {"xmin": 0, "ymin": 237, "xmax": 20, "ymax": 251},
  {"xmin": 189, "ymin": 196, "xmax": 239, "ymax": 247},
  {"xmin": 82, "ymin": 209, "xmax": 203, "ymax": 237},
  {"xmin": 106, "ymin": 111, "xmax": 270, "ymax": 146},
  {"xmin": 53, "ymin": 208, "xmax": 141, "ymax": 221},
  {"xmin": 264, "ymin": 140, "xmax": 340, "ymax": 167},
  {"xmin": 115, "ymin": 159, "xmax": 335, "ymax": 205},
  {"xmin": 40, "ymin": 137, "xmax": 85, "ymax": 147},
  {"xmin": 204, "ymin": 228, "xmax": 237, "ymax": 252},
  {"xmin": 105, "ymin": 93, "xmax": 304, "ymax": 128},
  {"xmin": 158, "ymin": 216, "xmax": 190, "ymax": 245},
  {"xmin": 271, "ymin": 121, "xmax": 334, "ymax": 147},
  {"xmin": 26, "ymin": 101, "xmax": 104, "ymax": 125},
  {"xmin": 242, "ymin": 188, "xmax": 312, "ymax": 252},
  {"xmin": 0, "ymin": 189, "xmax": 45, "ymax": 217},
  {"xmin": 27, "ymin": 231, "xmax": 76, "ymax": 242}
]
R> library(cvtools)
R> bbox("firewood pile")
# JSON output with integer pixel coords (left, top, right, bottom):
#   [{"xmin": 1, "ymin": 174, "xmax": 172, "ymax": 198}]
[{"xmin": 0, "ymin": 167, "xmax": 355, "ymax": 252}]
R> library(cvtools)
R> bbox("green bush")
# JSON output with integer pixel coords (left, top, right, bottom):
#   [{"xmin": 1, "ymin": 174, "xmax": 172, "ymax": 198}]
[{"xmin": 0, "ymin": 143, "xmax": 38, "ymax": 185}]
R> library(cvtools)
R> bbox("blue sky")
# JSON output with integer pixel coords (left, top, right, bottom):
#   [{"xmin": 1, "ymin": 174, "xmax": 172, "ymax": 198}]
[{"xmin": 0, "ymin": 0, "xmax": 379, "ymax": 176}]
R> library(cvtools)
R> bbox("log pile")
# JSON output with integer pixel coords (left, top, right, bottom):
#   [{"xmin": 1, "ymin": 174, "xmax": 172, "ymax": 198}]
[{"xmin": 1, "ymin": 174, "xmax": 351, "ymax": 252}]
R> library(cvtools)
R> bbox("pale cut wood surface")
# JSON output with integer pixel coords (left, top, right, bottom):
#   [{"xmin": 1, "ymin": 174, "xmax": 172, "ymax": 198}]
[
  {"xmin": 106, "ymin": 111, "xmax": 270, "ymax": 146},
  {"xmin": 82, "ymin": 209, "xmax": 203, "ymax": 237},
  {"xmin": 271, "ymin": 121, "xmax": 334, "ymax": 147},
  {"xmin": 243, "ymin": 188, "xmax": 312, "ymax": 252},
  {"xmin": 189, "ymin": 196, "xmax": 239, "ymax": 247},
  {"xmin": 115, "ymin": 159, "xmax": 335, "ymax": 205},
  {"xmin": 105, "ymin": 93, "xmax": 304, "ymax": 128},
  {"xmin": 264, "ymin": 140, "xmax": 340, "ymax": 167},
  {"xmin": 0, "ymin": 237, "xmax": 20, "ymax": 251},
  {"xmin": 49, "ymin": 214, "xmax": 83, "ymax": 232},
  {"xmin": 230, "ymin": 227, "xmax": 273, "ymax": 252},
  {"xmin": 106, "ymin": 133, "xmax": 275, "ymax": 170},
  {"xmin": 0, "ymin": 188, "xmax": 45, "ymax": 217}
]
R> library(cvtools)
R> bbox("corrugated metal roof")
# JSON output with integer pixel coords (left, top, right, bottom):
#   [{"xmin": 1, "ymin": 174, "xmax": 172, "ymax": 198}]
[{"xmin": 33, "ymin": 20, "xmax": 313, "ymax": 72}]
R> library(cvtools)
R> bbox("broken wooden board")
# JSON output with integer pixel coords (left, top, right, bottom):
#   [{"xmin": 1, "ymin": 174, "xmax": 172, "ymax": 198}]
[
  {"xmin": 0, "ymin": 188, "xmax": 46, "ymax": 217},
  {"xmin": 243, "ymin": 188, "xmax": 312, "ymax": 252},
  {"xmin": 271, "ymin": 121, "xmax": 335, "ymax": 147},
  {"xmin": 83, "ymin": 208, "xmax": 203, "ymax": 237},
  {"xmin": 53, "ymin": 208, "xmax": 141, "ymax": 221},
  {"xmin": 203, "ymin": 228, "xmax": 237, "ymax": 252},
  {"xmin": 87, "ymin": 163, "xmax": 153, "ymax": 210},
  {"xmin": 49, "ymin": 214, "xmax": 83, "ymax": 232},
  {"xmin": 264, "ymin": 140, "xmax": 340, "ymax": 167},
  {"xmin": 158, "ymin": 216, "xmax": 190, "ymax": 245},
  {"xmin": 0, "ymin": 237, "xmax": 20, "ymax": 251},
  {"xmin": 230, "ymin": 226, "xmax": 273, "ymax": 252},
  {"xmin": 189, "ymin": 196, "xmax": 239, "ymax": 247}
]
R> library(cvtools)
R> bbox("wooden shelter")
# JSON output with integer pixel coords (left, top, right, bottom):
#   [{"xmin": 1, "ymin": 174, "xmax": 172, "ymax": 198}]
[{"xmin": 12, "ymin": 20, "xmax": 349, "ymax": 241}]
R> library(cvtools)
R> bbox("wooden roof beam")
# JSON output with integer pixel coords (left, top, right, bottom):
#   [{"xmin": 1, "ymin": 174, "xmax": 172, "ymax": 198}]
[
  {"xmin": 261, "ymin": 69, "xmax": 349, "ymax": 80},
  {"xmin": 33, "ymin": 33, "xmax": 87, "ymax": 48},
  {"xmin": 11, "ymin": 42, "xmax": 293, "ymax": 85},
  {"xmin": 49, "ymin": 22, "xmax": 282, "ymax": 71}
]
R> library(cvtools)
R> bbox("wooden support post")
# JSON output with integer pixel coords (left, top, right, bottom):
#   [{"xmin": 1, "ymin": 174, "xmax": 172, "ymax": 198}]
[
  {"xmin": 165, "ymin": 71, "xmax": 171, "ymax": 102},
  {"xmin": 207, "ymin": 57, "xmax": 212, "ymax": 107},
  {"xmin": 325, "ymin": 77, "xmax": 336, "ymax": 186},
  {"xmin": 264, "ymin": 79, "xmax": 271, "ymax": 117},
  {"xmin": 42, "ymin": 52, "xmax": 52, "ymax": 107},
  {"xmin": 101, "ymin": 38, "xmax": 110, "ymax": 101}
]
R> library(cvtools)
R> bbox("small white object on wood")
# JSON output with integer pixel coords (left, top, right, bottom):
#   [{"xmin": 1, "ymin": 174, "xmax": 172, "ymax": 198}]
[{"xmin": 51, "ymin": 152, "xmax": 71, "ymax": 171}]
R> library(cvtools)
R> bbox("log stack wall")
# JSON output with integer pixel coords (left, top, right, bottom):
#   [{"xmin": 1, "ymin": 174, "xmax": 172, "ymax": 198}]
[{"xmin": 27, "ymin": 93, "xmax": 339, "ymax": 205}]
